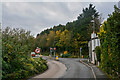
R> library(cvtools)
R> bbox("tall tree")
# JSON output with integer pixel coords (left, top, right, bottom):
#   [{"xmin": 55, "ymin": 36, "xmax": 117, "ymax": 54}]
[
  {"xmin": 36, "ymin": 4, "xmax": 101, "ymax": 57},
  {"xmin": 98, "ymin": 5, "xmax": 120, "ymax": 78},
  {"xmin": 46, "ymin": 31, "xmax": 55, "ymax": 47}
]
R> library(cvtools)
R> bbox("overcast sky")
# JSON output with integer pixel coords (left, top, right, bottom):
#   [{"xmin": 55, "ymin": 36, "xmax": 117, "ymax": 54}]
[{"xmin": 2, "ymin": 2, "xmax": 118, "ymax": 37}]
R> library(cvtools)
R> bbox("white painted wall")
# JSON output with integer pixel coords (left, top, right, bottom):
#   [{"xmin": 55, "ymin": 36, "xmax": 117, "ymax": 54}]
[{"xmin": 90, "ymin": 32, "xmax": 100, "ymax": 64}]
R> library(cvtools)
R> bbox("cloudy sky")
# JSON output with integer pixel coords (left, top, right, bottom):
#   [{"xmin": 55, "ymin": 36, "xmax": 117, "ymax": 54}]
[{"xmin": 2, "ymin": 1, "xmax": 118, "ymax": 37}]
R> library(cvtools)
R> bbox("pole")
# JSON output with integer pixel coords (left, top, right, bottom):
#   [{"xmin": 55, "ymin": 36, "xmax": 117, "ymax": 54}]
[
  {"xmin": 80, "ymin": 47, "xmax": 81, "ymax": 58},
  {"xmin": 37, "ymin": 54, "xmax": 38, "ymax": 61},
  {"xmin": 54, "ymin": 51, "xmax": 55, "ymax": 58},
  {"xmin": 80, "ymin": 48, "xmax": 82, "ymax": 58},
  {"xmin": 92, "ymin": 15, "xmax": 95, "ymax": 64},
  {"xmin": 50, "ymin": 47, "xmax": 51, "ymax": 56},
  {"xmin": 92, "ymin": 15, "xmax": 95, "ymax": 32},
  {"xmin": 53, "ymin": 41, "xmax": 56, "ymax": 58}
]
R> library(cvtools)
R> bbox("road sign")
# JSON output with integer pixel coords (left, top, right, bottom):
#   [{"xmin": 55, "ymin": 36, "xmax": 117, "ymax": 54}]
[
  {"xmin": 80, "ymin": 48, "xmax": 82, "ymax": 50},
  {"xmin": 80, "ymin": 48, "xmax": 82, "ymax": 58},
  {"xmin": 50, "ymin": 48, "xmax": 53, "ymax": 51},
  {"xmin": 54, "ymin": 47, "xmax": 56, "ymax": 57},
  {"xmin": 54, "ymin": 48, "xmax": 56, "ymax": 50},
  {"xmin": 35, "ymin": 48, "xmax": 40, "ymax": 54},
  {"xmin": 56, "ymin": 56, "xmax": 58, "ymax": 60}
]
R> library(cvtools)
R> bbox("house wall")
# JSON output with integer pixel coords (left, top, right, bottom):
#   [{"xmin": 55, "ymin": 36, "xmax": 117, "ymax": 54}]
[{"xmin": 88, "ymin": 32, "xmax": 100, "ymax": 64}]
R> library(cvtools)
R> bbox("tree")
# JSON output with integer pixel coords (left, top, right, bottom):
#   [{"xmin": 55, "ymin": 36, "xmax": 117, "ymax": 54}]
[
  {"xmin": 46, "ymin": 31, "xmax": 55, "ymax": 47},
  {"xmin": 56, "ymin": 29, "xmax": 72, "ymax": 51},
  {"xmin": 98, "ymin": 5, "xmax": 120, "ymax": 78},
  {"xmin": 95, "ymin": 46, "xmax": 101, "ymax": 62},
  {"xmin": 2, "ymin": 27, "xmax": 47, "ymax": 79},
  {"xmin": 36, "ymin": 4, "xmax": 101, "ymax": 57},
  {"xmin": 75, "ymin": 4, "xmax": 100, "ymax": 41},
  {"xmin": 35, "ymin": 33, "xmax": 47, "ymax": 49}
]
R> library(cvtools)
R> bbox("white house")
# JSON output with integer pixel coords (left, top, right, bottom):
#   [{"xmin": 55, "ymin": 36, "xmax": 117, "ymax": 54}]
[{"xmin": 88, "ymin": 32, "xmax": 100, "ymax": 64}]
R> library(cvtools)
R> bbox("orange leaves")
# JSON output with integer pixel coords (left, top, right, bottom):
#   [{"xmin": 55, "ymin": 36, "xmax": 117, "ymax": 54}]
[{"xmin": 64, "ymin": 51, "xmax": 68, "ymax": 54}]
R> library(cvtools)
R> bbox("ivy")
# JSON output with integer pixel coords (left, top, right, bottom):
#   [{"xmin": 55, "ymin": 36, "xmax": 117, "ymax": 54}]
[{"xmin": 98, "ymin": 5, "xmax": 120, "ymax": 79}]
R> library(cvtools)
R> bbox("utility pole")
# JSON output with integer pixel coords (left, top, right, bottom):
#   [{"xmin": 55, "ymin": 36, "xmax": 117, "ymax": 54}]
[
  {"xmin": 91, "ymin": 15, "xmax": 96, "ymax": 64},
  {"xmin": 54, "ymin": 49, "xmax": 55, "ymax": 57},
  {"xmin": 93, "ymin": 15, "xmax": 95, "ymax": 64},
  {"xmin": 53, "ymin": 41, "xmax": 57, "ymax": 58},
  {"xmin": 91, "ymin": 15, "xmax": 95, "ymax": 32},
  {"xmin": 50, "ymin": 47, "xmax": 52, "ymax": 57},
  {"xmin": 80, "ymin": 47, "xmax": 82, "ymax": 58},
  {"xmin": 53, "ymin": 41, "xmax": 55, "ymax": 57},
  {"xmin": 54, "ymin": 48, "xmax": 56, "ymax": 58}
]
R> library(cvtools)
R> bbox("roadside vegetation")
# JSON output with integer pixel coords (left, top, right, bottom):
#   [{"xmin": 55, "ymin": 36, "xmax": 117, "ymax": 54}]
[
  {"xmin": 2, "ymin": 27, "xmax": 47, "ymax": 80},
  {"xmin": 36, "ymin": 4, "xmax": 101, "ymax": 58},
  {"xmin": 2, "ymin": 3, "xmax": 120, "ymax": 79},
  {"xmin": 95, "ymin": 5, "xmax": 120, "ymax": 79}
]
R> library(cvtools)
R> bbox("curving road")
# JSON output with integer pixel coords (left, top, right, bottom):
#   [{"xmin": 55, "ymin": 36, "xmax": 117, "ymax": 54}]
[
  {"xmin": 30, "ymin": 56, "xmax": 66, "ymax": 79},
  {"xmin": 30, "ymin": 57, "xmax": 107, "ymax": 79},
  {"xmin": 59, "ymin": 58, "xmax": 94, "ymax": 78}
]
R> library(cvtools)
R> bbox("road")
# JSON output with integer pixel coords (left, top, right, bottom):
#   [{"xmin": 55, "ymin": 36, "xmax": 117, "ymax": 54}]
[
  {"xmin": 30, "ymin": 57, "xmax": 107, "ymax": 79},
  {"xmin": 59, "ymin": 58, "xmax": 94, "ymax": 78},
  {"xmin": 30, "ymin": 56, "xmax": 66, "ymax": 79}
]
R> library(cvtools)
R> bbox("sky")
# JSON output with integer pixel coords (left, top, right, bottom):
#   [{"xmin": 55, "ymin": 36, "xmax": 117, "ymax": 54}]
[{"xmin": 1, "ymin": 1, "xmax": 119, "ymax": 37}]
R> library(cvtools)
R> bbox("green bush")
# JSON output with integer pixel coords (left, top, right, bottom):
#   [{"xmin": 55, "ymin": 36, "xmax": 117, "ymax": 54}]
[
  {"xmin": 98, "ymin": 6, "xmax": 120, "ymax": 79},
  {"xmin": 2, "ymin": 57, "xmax": 48, "ymax": 80},
  {"xmin": 5, "ymin": 70, "xmax": 29, "ymax": 80},
  {"xmin": 62, "ymin": 53, "xmax": 71, "ymax": 58},
  {"xmin": 42, "ymin": 64, "xmax": 47, "ymax": 70},
  {"xmin": 2, "ymin": 27, "xmax": 48, "ymax": 80},
  {"xmin": 95, "ymin": 46, "xmax": 101, "ymax": 62}
]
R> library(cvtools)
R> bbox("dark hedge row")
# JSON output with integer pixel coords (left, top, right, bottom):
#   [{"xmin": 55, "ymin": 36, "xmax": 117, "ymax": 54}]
[
  {"xmin": 96, "ymin": 5, "xmax": 120, "ymax": 79},
  {"xmin": 2, "ymin": 27, "xmax": 47, "ymax": 80}
]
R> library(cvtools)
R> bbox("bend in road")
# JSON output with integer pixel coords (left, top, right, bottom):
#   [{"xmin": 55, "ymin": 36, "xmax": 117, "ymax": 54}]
[{"xmin": 59, "ymin": 58, "xmax": 94, "ymax": 78}]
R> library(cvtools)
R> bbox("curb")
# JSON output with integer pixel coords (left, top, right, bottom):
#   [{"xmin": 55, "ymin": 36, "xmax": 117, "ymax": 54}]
[{"xmin": 80, "ymin": 60, "xmax": 96, "ymax": 80}]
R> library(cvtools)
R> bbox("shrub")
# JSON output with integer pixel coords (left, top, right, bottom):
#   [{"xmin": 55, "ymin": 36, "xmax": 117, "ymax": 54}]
[
  {"xmin": 2, "ymin": 27, "xmax": 48, "ymax": 80},
  {"xmin": 62, "ymin": 53, "xmax": 71, "ymax": 58},
  {"xmin": 95, "ymin": 46, "xmax": 101, "ymax": 62}
]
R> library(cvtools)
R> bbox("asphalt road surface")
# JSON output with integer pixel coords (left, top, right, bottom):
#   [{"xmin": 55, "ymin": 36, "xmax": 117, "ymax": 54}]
[
  {"xmin": 30, "ymin": 57, "xmax": 107, "ymax": 79},
  {"xmin": 59, "ymin": 58, "xmax": 94, "ymax": 78},
  {"xmin": 30, "ymin": 57, "xmax": 66, "ymax": 79}
]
